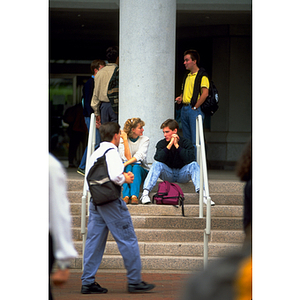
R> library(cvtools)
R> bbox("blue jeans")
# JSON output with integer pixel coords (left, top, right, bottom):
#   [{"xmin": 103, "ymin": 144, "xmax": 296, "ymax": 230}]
[
  {"xmin": 79, "ymin": 117, "xmax": 101, "ymax": 170},
  {"xmin": 181, "ymin": 105, "xmax": 205, "ymax": 155},
  {"xmin": 143, "ymin": 161, "xmax": 203, "ymax": 193},
  {"xmin": 123, "ymin": 164, "xmax": 148, "ymax": 198},
  {"xmin": 81, "ymin": 199, "xmax": 142, "ymax": 285}
]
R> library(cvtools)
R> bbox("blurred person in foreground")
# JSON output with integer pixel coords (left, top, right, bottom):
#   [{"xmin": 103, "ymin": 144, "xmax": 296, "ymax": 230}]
[
  {"xmin": 49, "ymin": 154, "xmax": 78, "ymax": 300},
  {"xmin": 180, "ymin": 138, "xmax": 252, "ymax": 300}
]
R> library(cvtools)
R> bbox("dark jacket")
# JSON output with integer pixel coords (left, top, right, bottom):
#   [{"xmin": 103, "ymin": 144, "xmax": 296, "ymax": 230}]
[
  {"xmin": 154, "ymin": 136, "xmax": 195, "ymax": 169},
  {"xmin": 82, "ymin": 77, "xmax": 95, "ymax": 117}
]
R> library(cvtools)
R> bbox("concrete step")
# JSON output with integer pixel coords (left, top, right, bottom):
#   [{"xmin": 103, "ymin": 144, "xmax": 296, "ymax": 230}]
[
  {"xmin": 69, "ymin": 252, "xmax": 242, "ymax": 271},
  {"xmin": 67, "ymin": 178, "xmax": 245, "ymax": 194},
  {"xmin": 68, "ymin": 190, "xmax": 244, "ymax": 205},
  {"xmin": 70, "ymin": 203, "xmax": 243, "ymax": 217},
  {"xmin": 72, "ymin": 225, "xmax": 245, "ymax": 244},
  {"xmin": 73, "ymin": 240, "xmax": 243, "ymax": 257},
  {"xmin": 71, "ymin": 215, "xmax": 243, "ymax": 231}
]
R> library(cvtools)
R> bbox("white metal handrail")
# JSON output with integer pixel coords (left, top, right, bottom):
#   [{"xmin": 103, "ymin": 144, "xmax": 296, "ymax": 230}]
[
  {"xmin": 196, "ymin": 114, "xmax": 211, "ymax": 269},
  {"xmin": 80, "ymin": 113, "xmax": 96, "ymax": 269}
]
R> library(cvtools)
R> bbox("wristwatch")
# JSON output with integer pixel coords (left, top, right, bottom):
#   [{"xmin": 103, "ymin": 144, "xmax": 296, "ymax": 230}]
[{"xmin": 192, "ymin": 107, "xmax": 197, "ymax": 110}]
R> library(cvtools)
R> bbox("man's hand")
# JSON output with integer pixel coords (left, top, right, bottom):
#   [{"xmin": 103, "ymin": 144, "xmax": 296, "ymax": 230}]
[
  {"xmin": 124, "ymin": 171, "xmax": 134, "ymax": 184},
  {"xmin": 96, "ymin": 115, "xmax": 101, "ymax": 128},
  {"xmin": 175, "ymin": 95, "xmax": 183, "ymax": 104},
  {"xmin": 172, "ymin": 134, "xmax": 180, "ymax": 149},
  {"xmin": 167, "ymin": 134, "xmax": 180, "ymax": 150},
  {"xmin": 51, "ymin": 269, "xmax": 70, "ymax": 287}
]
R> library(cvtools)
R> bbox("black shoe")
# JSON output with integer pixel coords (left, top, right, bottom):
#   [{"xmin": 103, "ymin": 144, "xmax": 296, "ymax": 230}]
[
  {"xmin": 128, "ymin": 281, "xmax": 155, "ymax": 293},
  {"xmin": 81, "ymin": 282, "xmax": 108, "ymax": 294},
  {"xmin": 77, "ymin": 167, "xmax": 85, "ymax": 176}
]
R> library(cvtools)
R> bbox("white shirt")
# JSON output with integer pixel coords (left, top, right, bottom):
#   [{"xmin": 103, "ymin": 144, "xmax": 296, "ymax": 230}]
[
  {"xmin": 49, "ymin": 154, "xmax": 78, "ymax": 262},
  {"xmin": 86, "ymin": 142, "xmax": 125, "ymax": 188},
  {"xmin": 119, "ymin": 135, "xmax": 150, "ymax": 169}
]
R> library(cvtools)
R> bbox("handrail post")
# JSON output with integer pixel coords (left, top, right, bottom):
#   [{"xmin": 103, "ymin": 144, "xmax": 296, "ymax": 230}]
[
  {"xmin": 81, "ymin": 113, "xmax": 96, "ymax": 269},
  {"xmin": 196, "ymin": 114, "xmax": 211, "ymax": 269},
  {"xmin": 196, "ymin": 118, "xmax": 203, "ymax": 218}
]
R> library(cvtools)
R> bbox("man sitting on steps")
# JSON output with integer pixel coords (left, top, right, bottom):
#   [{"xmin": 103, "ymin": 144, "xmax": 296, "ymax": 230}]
[{"xmin": 140, "ymin": 118, "xmax": 215, "ymax": 206}]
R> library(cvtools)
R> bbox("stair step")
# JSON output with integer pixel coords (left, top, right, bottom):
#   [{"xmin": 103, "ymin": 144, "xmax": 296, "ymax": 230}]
[
  {"xmin": 67, "ymin": 178, "xmax": 245, "ymax": 194},
  {"xmin": 70, "ymin": 203, "xmax": 243, "ymax": 217},
  {"xmin": 70, "ymin": 254, "xmax": 230, "ymax": 271},
  {"xmin": 68, "ymin": 191, "xmax": 244, "ymax": 205},
  {"xmin": 71, "ymin": 215, "xmax": 243, "ymax": 230},
  {"xmin": 73, "ymin": 240, "xmax": 243, "ymax": 257}
]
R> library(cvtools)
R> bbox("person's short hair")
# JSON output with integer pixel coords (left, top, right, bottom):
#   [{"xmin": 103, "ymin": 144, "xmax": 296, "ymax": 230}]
[
  {"xmin": 160, "ymin": 119, "xmax": 179, "ymax": 131},
  {"xmin": 99, "ymin": 122, "xmax": 120, "ymax": 142},
  {"xmin": 123, "ymin": 118, "xmax": 145, "ymax": 138},
  {"xmin": 106, "ymin": 46, "xmax": 119, "ymax": 63},
  {"xmin": 184, "ymin": 49, "xmax": 200, "ymax": 67},
  {"xmin": 90, "ymin": 59, "xmax": 106, "ymax": 74}
]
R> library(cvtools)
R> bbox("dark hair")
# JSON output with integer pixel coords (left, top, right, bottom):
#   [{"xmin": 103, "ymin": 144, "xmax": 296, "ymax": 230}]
[
  {"xmin": 184, "ymin": 49, "xmax": 200, "ymax": 67},
  {"xmin": 99, "ymin": 122, "xmax": 120, "ymax": 142},
  {"xmin": 90, "ymin": 59, "xmax": 106, "ymax": 74},
  {"xmin": 160, "ymin": 119, "xmax": 179, "ymax": 131},
  {"xmin": 106, "ymin": 46, "xmax": 119, "ymax": 63}
]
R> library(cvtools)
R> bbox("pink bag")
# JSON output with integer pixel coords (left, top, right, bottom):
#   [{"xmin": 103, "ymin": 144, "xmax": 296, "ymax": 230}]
[{"xmin": 152, "ymin": 181, "xmax": 185, "ymax": 216}]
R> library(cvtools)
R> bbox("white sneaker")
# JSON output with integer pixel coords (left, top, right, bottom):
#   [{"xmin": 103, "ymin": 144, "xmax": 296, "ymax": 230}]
[
  {"xmin": 141, "ymin": 194, "xmax": 151, "ymax": 205},
  {"xmin": 203, "ymin": 196, "xmax": 215, "ymax": 206}
]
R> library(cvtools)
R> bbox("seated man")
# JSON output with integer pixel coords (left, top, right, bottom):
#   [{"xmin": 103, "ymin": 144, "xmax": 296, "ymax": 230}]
[{"xmin": 140, "ymin": 119, "xmax": 215, "ymax": 206}]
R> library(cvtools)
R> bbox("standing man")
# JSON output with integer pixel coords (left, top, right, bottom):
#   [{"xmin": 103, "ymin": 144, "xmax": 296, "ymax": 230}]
[
  {"xmin": 140, "ymin": 119, "xmax": 214, "ymax": 206},
  {"xmin": 91, "ymin": 46, "xmax": 119, "ymax": 127},
  {"xmin": 81, "ymin": 122, "xmax": 155, "ymax": 294},
  {"xmin": 175, "ymin": 49, "xmax": 209, "ymax": 148},
  {"xmin": 77, "ymin": 59, "xmax": 106, "ymax": 176}
]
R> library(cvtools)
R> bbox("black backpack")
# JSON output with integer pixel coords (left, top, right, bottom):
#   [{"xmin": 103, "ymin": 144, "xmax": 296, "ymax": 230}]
[
  {"xmin": 87, "ymin": 148, "xmax": 121, "ymax": 206},
  {"xmin": 107, "ymin": 66, "xmax": 119, "ymax": 114},
  {"xmin": 182, "ymin": 67, "xmax": 219, "ymax": 116}
]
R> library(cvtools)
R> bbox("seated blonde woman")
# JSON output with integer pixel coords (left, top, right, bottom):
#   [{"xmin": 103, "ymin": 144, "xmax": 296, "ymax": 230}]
[{"xmin": 119, "ymin": 118, "xmax": 149, "ymax": 204}]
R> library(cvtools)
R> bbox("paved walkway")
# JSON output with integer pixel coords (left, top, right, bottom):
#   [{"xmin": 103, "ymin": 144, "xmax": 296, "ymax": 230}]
[{"xmin": 51, "ymin": 271, "xmax": 191, "ymax": 300}]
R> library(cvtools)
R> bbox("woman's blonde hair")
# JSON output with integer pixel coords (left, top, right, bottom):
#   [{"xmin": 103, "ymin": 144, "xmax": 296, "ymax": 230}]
[{"xmin": 123, "ymin": 117, "xmax": 145, "ymax": 138}]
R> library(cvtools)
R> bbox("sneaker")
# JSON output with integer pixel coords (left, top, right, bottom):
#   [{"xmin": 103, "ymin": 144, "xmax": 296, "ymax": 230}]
[
  {"xmin": 128, "ymin": 281, "xmax": 155, "ymax": 293},
  {"xmin": 140, "ymin": 194, "xmax": 151, "ymax": 205},
  {"xmin": 131, "ymin": 195, "xmax": 139, "ymax": 205},
  {"xmin": 81, "ymin": 282, "xmax": 108, "ymax": 294},
  {"xmin": 77, "ymin": 167, "xmax": 85, "ymax": 176},
  {"xmin": 203, "ymin": 196, "xmax": 215, "ymax": 206}
]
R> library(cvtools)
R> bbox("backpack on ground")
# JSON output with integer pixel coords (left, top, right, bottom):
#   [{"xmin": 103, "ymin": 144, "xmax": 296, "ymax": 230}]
[
  {"xmin": 152, "ymin": 181, "xmax": 185, "ymax": 216},
  {"xmin": 182, "ymin": 67, "xmax": 219, "ymax": 116},
  {"xmin": 87, "ymin": 148, "xmax": 121, "ymax": 206}
]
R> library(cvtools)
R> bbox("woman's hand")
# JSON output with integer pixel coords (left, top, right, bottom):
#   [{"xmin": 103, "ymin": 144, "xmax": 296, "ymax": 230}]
[{"xmin": 120, "ymin": 130, "xmax": 128, "ymax": 141}]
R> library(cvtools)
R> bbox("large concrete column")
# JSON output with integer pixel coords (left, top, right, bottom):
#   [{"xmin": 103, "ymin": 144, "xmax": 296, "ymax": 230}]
[{"xmin": 119, "ymin": 0, "xmax": 176, "ymax": 162}]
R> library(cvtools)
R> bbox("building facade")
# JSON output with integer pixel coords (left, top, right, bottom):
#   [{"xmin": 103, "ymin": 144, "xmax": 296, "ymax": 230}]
[{"xmin": 49, "ymin": 0, "xmax": 252, "ymax": 169}]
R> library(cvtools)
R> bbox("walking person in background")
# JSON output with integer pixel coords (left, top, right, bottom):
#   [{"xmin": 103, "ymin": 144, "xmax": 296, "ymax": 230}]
[
  {"xmin": 49, "ymin": 154, "xmax": 78, "ymax": 300},
  {"xmin": 81, "ymin": 122, "xmax": 155, "ymax": 294},
  {"xmin": 119, "ymin": 118, "xmax": 150, "ymax": 204},
  {"xmin": 77, "ymin": 59, "xmax": 106, "ymax": 176}
]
